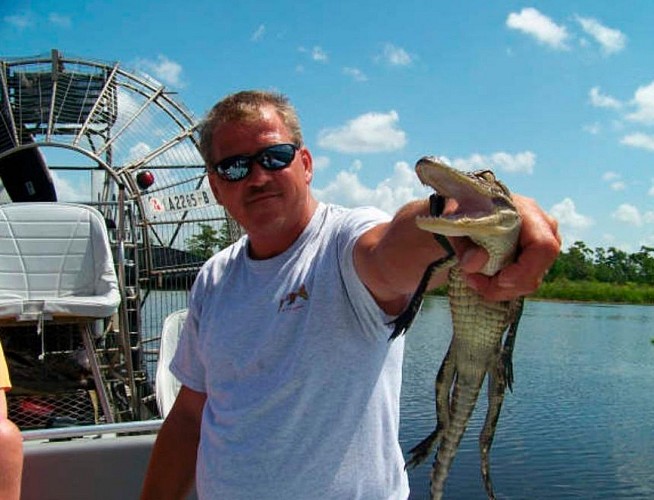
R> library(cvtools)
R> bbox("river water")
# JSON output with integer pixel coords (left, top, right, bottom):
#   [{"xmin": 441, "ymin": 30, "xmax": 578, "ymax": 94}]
[{"xmin": 400, "ymin": 298, "xmax": 654, "ymax": 499}]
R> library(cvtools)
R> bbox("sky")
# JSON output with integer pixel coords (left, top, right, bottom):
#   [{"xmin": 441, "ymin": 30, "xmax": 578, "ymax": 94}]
[{"xmin": 2, "ymin": 0, "xmax": 654, "ymax": 252}]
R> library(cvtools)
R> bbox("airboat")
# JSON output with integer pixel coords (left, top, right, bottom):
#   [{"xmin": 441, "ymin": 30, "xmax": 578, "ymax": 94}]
[{"xmin": 0, "ymin": 49, "xmax": 238, "ymax": 498}]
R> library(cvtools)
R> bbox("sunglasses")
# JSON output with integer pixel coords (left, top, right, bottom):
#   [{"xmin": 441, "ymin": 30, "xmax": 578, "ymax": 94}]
[{"xmin": 211, "ymin": 143, "xmax": 299, "ymax": 182}]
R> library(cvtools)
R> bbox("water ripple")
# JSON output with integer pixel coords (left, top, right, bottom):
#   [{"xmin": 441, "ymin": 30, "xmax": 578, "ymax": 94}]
[{"xmin": 400, "ymin": 299, "xmax": 654, "ymax": 499}]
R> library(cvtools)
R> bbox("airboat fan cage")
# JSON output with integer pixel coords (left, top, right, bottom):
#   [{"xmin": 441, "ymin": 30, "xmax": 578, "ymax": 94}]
[{"xmin": 0, "ymin": 49, "xmax": 242, "ymax": 424}]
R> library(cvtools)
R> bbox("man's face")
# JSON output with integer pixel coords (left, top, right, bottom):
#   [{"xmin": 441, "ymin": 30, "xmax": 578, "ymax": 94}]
[{"xmin": 206, "ymin": 105, "xmax": 314, "ymax": 241}]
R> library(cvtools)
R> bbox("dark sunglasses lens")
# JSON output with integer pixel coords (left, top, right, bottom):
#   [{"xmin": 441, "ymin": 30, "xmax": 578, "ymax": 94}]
[
  {"xmin": 260, "ymin": 144, "xmax": 296, "ymax": 170},
  {"xmin": 213, "ymin": 144, "xmax": 297, "ymax": 181},
  {"xmin": 216, "ymin": 157, "xmax": 250, "ymax": 181}
]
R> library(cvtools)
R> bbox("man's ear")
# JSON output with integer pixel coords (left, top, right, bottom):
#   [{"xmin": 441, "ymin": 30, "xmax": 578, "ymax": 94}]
[{"xmin": 299, "ymin": 147, "xmax": 313, "ymax": 184}]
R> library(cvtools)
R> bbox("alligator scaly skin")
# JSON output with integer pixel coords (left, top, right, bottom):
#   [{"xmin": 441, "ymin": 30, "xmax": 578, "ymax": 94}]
[{"xmin": 393, "ymin": 158, "xmax": 523, "ymax": 500}]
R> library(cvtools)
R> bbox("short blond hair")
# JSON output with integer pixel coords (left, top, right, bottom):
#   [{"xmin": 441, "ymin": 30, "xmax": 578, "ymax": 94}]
[{"xmin": 198, "ymin": 90, "xmax": 303, "ymax": 165}]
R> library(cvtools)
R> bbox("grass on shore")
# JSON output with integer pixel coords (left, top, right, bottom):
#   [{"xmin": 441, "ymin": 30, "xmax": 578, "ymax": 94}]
[
  {"xmin": 530, "ymin": 280, "xmax": 654, "ymax": 304},
  {"xmin": 430, "ymin": 280, "xmax": 654, "ymax": 305}
]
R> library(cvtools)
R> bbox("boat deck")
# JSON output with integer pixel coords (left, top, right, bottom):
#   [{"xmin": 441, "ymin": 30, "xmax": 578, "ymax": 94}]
[{"xmin": 22, "ymin": 421, "xmax": 198, "ymax": 500}]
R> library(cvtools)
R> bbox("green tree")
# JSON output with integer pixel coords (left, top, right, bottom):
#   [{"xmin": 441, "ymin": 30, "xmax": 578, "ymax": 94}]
[
  {"xmin": 604, "ymin": 247, "xmax": 630, "ymax": 284},
  {"xmin": 555, "ymin": 241, "xmax": 594, "ymax": 281},
  {"xmin": 186, "ymin": 223, "xmax": 220, "ymax": 259},
  {"xmin": 629, "ymin": 246, "xmax": 654, "ymax": 284}
]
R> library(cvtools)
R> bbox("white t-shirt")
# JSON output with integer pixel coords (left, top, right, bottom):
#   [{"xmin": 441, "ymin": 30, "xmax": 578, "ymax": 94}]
[{"xmin": 171, "ymin": 203, "xmax": 409, "ymax": 499}]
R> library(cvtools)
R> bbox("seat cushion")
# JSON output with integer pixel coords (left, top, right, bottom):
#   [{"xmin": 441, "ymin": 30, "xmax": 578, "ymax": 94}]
[{"xmin": 0, "ymin": 202, "xmax": 120, "ymax": 320}]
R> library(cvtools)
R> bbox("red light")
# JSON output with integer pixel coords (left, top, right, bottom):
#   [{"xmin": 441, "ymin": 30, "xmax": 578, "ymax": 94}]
[{"xmin": 136, "ymin": 170, "xmax": 155, "ymax": 190}]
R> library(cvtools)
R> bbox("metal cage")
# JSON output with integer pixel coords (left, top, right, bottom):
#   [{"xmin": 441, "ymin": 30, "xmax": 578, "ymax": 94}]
[{"xmin": 0, "ymin": 49, "xmax": 242, "ymax": 425}]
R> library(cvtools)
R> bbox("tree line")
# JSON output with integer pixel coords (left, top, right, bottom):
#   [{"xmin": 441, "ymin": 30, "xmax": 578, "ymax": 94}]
[
  {"xmin": 186, "ymin": 223, "xmax": 232, "ymax": 260},
  {"xmin": 545, "ymin": 241, "xmax": 654, "ymax": 285},
  {"xmin": 186, "ymin": 225, "xmax": 654, "ymax": 288}
]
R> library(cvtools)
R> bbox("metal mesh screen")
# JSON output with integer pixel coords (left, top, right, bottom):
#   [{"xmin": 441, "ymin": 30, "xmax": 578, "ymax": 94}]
[
  {"xmin": 7, "ymin": 391, "xmax": 97, "ymax": 430},
  {"xmin": 0, "ymin": 49, "xmax": 245, "ymax": 421}
]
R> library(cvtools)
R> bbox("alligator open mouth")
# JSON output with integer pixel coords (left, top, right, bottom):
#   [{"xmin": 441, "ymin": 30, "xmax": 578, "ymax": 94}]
[{"xmin": 414, "ymin": 157, "xmax": 519, "ymax": 237}]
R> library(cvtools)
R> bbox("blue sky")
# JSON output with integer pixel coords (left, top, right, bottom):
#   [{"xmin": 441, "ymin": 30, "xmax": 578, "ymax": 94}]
[{"xmin": 2, "ymin": 1, "xmax": 654, "ymax": 252}]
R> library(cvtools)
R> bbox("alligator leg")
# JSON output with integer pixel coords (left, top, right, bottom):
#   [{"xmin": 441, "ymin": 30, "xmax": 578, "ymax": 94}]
[
  {"xmin": 479, "ymin": 367, "xmax": 505, "ymax": 500},
  {"xmin": 389, "ymin": 258, "xmax": 444, "ymax": 340},
  {"xmin": 479, "ymin": 301, "xmax": 524, "ymax": 499},
  {"xmin": 406, "ymin": 345, "xmax": 456, "ymax": 468},
  {"xmin": 500, "ymin": 299, "xmax": 523, "ymax": 391},
  {"xmin": 431, "ymin": 375, "xmax": 485, "ymax": 500}
]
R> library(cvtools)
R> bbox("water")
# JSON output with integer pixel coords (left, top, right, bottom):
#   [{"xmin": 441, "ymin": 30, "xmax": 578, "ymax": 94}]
[{"xmin": 400, "ymin": 298, "xmax": 654, "ymax": 499}]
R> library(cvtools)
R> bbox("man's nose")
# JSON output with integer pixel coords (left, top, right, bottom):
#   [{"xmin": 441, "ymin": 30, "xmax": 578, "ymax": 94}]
[{"xmin": 246, "ymin": 160, "xmax": 273, "ymax": 185}]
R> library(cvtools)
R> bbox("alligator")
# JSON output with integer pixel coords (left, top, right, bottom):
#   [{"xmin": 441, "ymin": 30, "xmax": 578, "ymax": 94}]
[{"xmin": 391, "ymin": 157, "xmax": 523, "ymax": 500}]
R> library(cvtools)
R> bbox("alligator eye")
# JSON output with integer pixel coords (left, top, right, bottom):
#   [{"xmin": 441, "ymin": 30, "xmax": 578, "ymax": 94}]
[{"xmin": 475, "ymin": 170, "xmax": 496, "ymax": 183}]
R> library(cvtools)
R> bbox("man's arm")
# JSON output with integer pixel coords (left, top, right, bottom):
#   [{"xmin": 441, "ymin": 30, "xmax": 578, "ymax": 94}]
[
  {"xmin": 354, "ymin": 195, "xmax": 561, "ymax": 315},
  {"xmin": 141, "ymin": 386, "xmax": 206, "ymax": 500},
  {"xmin": 353, "ymin": 199, "xmax": 448, "ymax": 316}
]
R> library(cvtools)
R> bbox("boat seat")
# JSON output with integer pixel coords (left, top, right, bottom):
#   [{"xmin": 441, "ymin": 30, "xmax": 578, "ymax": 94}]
[
  {"xmin": 155, "ymin": 309, "xmax": 186, "ymax": 417},
  {"xmin": 0, "ymin": 202, "xmax": 120, "ymax": 321},
  {"xmin": 0, "ymin": 202, "xmax": 120, "ymax": 422}
]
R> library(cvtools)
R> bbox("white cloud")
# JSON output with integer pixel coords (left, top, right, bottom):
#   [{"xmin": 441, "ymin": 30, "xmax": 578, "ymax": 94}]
[
  {"xmin": 311, "ymin": 46, "xmax": 328, "ymax": 62},
  {"xmin": 625, "ymin": 81, "xmax": 654, "ymax": 124},
  {"xmin": 451, "ymin": 151, "xmax": 535, "ymax": 174},
  {"xmin": 135, "ymin": 55, "xmax": 185, "ymax": 88},
  {"xmin": 612, "ymin": 203, "xmax": 643, "ymax": 226},
  {"xmin": 251, "ymin": 24, "xmax": 265, "ymax": 42},
  {"xmin": 317, "ymin": 110, "xmax": 406, "ymax": 153},
  {"xmin": 312, "ymin": 155, "xmax": 330, "ymax": 171},
  {"xmin": 550, "ymin": 198, "xmax": 593, "ymax": 228},
  {"xmin": 48, "ymin": 13, "xmax": 71, "ymax": 28},
  {"xmin": 620, "ymin": 133, "xmax": 654, "ymax": 151},
  {"xmin": 648, "ymin": 180, "xmax": 654, "ymax": 197},
  {"xmin": 343, "ymin": 67, "xmax": 368, "ymax": 82},
  {"xmin": 506, "ymin": 8, "xmax": 569, "ymax": 50},
  {"xmin": 612, "ymin": 204, "xmax": 654, "ymax": 230},
  {"xmin": 378, "ymin": 43, "xmax": 413, "ymax": 66},
  {"xmin": 298, "ymin": 46, "xmax": 328, "ymax": 63},
  {"xmin": 589, "ymin": 86, "xmax": 622, "ymax": 109},
  {"xmin": 50, "ymin": 171, "xmax": 85, "ymax": 202},
  {"xmin": 575, "ymin": 16, "xmax": 626, "ymax": 55},
  {"xmin": 113, "ymin": 88, "xmax": 151, "ymax": 136},
  {"xmin": 4, "ymin": 13, "xmax": 32, "ymax": 29},
  {"xmin": 601, "ymin": 171, "xmax": 624, "ymax": 190},
  {"xmin": 583, "ymin": 122, "xmax": 601, "ymax": 134},
  {"xmin": 313, "ymin": 161, "xmax": 430, "ymax": 215},
  {"xmin": 128, "ymin": 142, "xmax": 152, "ymax": 162}
]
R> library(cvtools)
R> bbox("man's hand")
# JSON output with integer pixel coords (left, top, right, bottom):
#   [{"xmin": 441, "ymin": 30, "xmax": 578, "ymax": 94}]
[{"xmin": 453, "ymin": 194, "xmax": 561, "ymax": 301}]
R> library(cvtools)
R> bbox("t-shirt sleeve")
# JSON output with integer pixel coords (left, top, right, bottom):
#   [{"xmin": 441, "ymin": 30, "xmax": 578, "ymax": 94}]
[{"xmin": 337, "ymin": 207, "xmax": 396, "ymax": 339}]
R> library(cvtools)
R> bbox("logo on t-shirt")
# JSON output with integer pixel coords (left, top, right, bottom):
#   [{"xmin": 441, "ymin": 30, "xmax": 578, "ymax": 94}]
[{"xmin": 278, "ymin": 284, "xmax": 309, "ymax": 312}]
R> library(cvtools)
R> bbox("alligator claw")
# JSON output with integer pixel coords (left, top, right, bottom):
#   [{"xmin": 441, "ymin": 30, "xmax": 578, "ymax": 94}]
[{"xmin": 406, "ymin": 427, "xmax": 441, "ymax": 469}]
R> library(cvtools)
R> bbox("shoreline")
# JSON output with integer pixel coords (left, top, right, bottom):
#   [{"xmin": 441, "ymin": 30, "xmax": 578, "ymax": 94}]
[{"xmin": 428, "ymin": 281, "xmax": 654, "ymax": 306}]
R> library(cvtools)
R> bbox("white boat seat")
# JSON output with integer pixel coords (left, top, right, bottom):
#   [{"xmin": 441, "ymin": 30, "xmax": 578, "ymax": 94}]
[
  {"xmin": 155, "ymin": 309, "xmax": 186, "ymax": 417},
  {"xmin": 0, "ymin": 202, "xmax": 120, "ymax": 322},
  {"xmin": 0, "ymin": 202, "xmax": 121, "ymax": 423}
]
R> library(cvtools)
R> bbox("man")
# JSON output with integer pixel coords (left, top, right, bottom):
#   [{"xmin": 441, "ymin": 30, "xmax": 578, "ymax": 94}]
[
  {"xmin": 0, "ymin": 341, "xmax": 23, "ymax": 500},
  {"xmin": 141, "ymin": 90, "xmax": 560, "ymax": 499}
]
